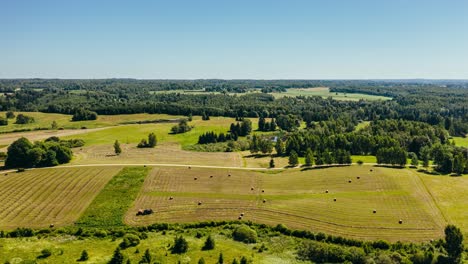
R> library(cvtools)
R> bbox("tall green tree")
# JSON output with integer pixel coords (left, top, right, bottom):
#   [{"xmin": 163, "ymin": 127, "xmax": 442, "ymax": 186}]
[
  {"xmin": 288, "ymin": 150, "xmax": 299, "ymax": 167},
  {"xmin": 108, "ymin": 247, "xmax": 124, "ymax": 264},
  {"xmin": 202, "ymin": 235, "xmax": 215, "ymax": 250},
  {"xmin": 305, "ymin": 148, "xmax": 314, "ymax": 166},
  {"xmin": 444, "ymin": 225, "xmax": 464, "ymax": 263},
  {"xmin": 114, "ymin": 140, "xmax": 122, "ymax": 155},
  {"xmin": 148, "ymin": 133, "xmax": 157, "ymax": 148}
]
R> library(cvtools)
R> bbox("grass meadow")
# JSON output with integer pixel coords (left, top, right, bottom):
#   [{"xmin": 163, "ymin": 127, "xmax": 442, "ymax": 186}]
[
  {"xmin": 76, "ymin": 167, "xmax": 150, "ymax": 228},
  {"xmin": 270, "ymin": 87, "xmax": 392, "ymax": 101}
]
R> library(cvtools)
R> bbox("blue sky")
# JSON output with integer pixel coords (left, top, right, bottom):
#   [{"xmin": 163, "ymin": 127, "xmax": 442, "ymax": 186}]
[{"xmin": 1, "ymin": 0, "xmax": 468, "ymax": 79}]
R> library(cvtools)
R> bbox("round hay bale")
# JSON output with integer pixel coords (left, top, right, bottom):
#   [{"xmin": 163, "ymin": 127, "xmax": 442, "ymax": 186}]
[
  {"xmin": 357, "ymin": 176, "xmax": 360, "ymax": 179},
  {"xmin": 228, "ymin": 174, "xmax": 231, "ymax": 177},
  {"xmin": 333, "ymin": 198, "xmax": 337, "ymax": 202},
  {"xmin": 194, "ymin": 177, "xmax": 197, "ymax": 180},
  {"xmin": 373, "ymin": 209, "xmax": 376, "ymax": 214},
  {"xmin": 263, "ymin": 199, "xmax": 267, "ymax": 203},
  {"xmin": 370, "ymin": 169, "xmax": 373, "ymax": 172},
  {"xmin": 325, "ymin": 190, "xmax": 329, "ymax": 193},
  {"xmin": 49, "ymin": 224, "xmax": 54, "ymax": 228},
  {"xmin": 143, "ymin": 165, "xmax": 146, "ymax": 167},
  {"xmin": 348, "ymin": 180, "xmax": 352, "ymax": 183},
  {"xmin": 210, "ymin": 175, "xmax": 213, "ymax": 178},
  {"xmin": 198, "ymin": 201, "xmax": 202, "ymax": 205},
  {"xmin": 240, "ymin": 212, "xmax": 244, "ymax": 216},
  {"xmin": 169, "ymin": 196, "xmax": 173, "ymax": 200},
  {"xmin": 251, "ymin": 187, "xmax": 254, "ymax": 191},
  {"xmin": 399, "ymin": 219, "xmax": 403, "ymax": 224},
  {"xmin": 188, "ymin": 166, "xmax": 191, "ymax": 169},
  {"xmin": 262, "ymin": 189, "xmax": 265, "ymax": 193},
  {"xmin": 238, "ymin": 216, "xmax": 242, "ymax": 220}
]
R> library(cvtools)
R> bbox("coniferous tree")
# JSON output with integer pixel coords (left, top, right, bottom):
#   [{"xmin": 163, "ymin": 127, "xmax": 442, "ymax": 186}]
[
  {"xmin": 138, "ymin": 249, "xmax": 152, "ymax": 264},
  {"xmin": 114, "ymin": 140, "xmax": 122, "ymax": 155},
  {"xmin": 202, "ymin": 235, "xmax": 215, "ymax": 250},
  {"xmin": 289, "ymin": 150, "xmax": 299, "ymax": 167},
  {"xmin": 108, "ymin": 247, "xmax": 124, "ymax": 264},
  {"xmin": 305, "ymin": 148, "xmax": 314, "ymax": 166},
  {"xmin": 217, "ymin": 252, "xmax": 224, "ymax": 264}
]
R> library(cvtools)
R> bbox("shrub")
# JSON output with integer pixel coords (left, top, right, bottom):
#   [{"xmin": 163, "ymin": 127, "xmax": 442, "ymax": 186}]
[
  {"xmin": 232, "ymin": 225, "xmax": 257, "ymax": 244},
  {"xmin": 6, "ymin": 111, "xmax": 15, "ymax": 119},
  {"xmin": 72, "ymin": 109, "xmax": 97, "ymax": 121},
  {"xmin": 78, "ymin": 250, "xmax": 89, "ymax": 261},
  {"xmin": 38, "ymin": 249, "xmax": 52, "ymax": 259},
  {"xmin": 0, "ymin": 117, "xmax": 8, "ymax": 126},
  {"xmin": 120, "ymin": 234, "xmax": 140, "ymax": 249},
  {"xmin": 15, "ymin": 114, "xmax": 35, "ymax": 124}
]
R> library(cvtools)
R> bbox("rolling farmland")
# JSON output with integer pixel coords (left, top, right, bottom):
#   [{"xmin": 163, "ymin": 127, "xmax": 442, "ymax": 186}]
[
  {"xmin": 0, "ymin": 167, "xmax": 122, "ymax": 229},
  {"xmin": 125, "ymin": 166, "xmax": 446, "ymax": 242}
]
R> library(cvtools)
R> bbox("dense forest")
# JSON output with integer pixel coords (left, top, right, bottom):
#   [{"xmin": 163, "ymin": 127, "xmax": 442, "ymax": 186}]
[{"xmin": 1, "ymin": 79, "xmax": 468, "ymax": 173}]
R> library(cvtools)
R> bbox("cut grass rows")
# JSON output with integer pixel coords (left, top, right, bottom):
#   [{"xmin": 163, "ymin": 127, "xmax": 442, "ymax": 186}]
[
  {"xmin": 76, "ymin": 166, "xmax": 150, "ymax": 228},
  {"xmin": 0, "ymin": 167, "xmax": 121, "ymax": 229},
  {"xmin": 125, "ymin": 166, "xmax": 446, "ymax": 242}
]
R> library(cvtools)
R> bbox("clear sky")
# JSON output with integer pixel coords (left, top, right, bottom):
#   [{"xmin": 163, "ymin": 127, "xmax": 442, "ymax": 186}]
[{"xmin": 1, "ymin": 0, "xmax": 468, "ymax": 79}]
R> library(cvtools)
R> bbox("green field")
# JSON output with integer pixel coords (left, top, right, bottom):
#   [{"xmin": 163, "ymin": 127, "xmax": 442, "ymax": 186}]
[
  {"xmin": 0, "ymin": 111, "xmax": 184, "ymax": 133},
  {"xmin": 62, "ymin": 116, "xmax": 253, "ymax": 147},
  {"xmin": 0, "ymin": 167, "xmax": 122, "ymax": 229},
  {"xmin": 453, "ymin": 136, "xmax": 468, "ymax": 147},
  {"xmin": 0, "ymin": 229, "xmax": 304, "ymax": 264},
  {"xmin": 125, "ymin": 166, "xmax": 446, "ymax": 242},
  {"xmin": 76, "ymin": 167, "xmax": 150, "ymax": 228},
  {"xmin": 270, "ymin": 87, "xmax": 392, "ymax": 101}
]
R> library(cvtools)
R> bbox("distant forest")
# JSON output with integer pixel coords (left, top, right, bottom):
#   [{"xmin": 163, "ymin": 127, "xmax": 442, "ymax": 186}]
[{"xmin": 0, "ymin": 79, "xmax": 467, "ymax": 136}]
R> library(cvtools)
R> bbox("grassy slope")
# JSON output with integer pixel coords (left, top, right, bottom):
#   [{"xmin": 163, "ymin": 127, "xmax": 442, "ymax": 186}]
[
  {"xmin": 452, "ymin": 136, "xmax": 468, "ymax": 147},
  {"xmin": 0, "ymin": 230, "xmax": 305, "ymax": 264},
  {"xmin": 76, "ymin": 167, "xmax": 150, "ymax": 228},
  {"xmin": 420, "ymin": 173, "xmax": 468, "ymax": 242},
  {"xmin": 62, "ymin": 116, "xmax": 257, "ymax": 147},
  {"xmin": 0, "ymin": 167, "xmax": 122, "ymax": 229},
  {"xmin": 270, "ymin": 87, "xmax": 392, "ymax": 101},
  {"xmin": 125, "ymin": 166, "xmax": 446, "ymax": 242}
]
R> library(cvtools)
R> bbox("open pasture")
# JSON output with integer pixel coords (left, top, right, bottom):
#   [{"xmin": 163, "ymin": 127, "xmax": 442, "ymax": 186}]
[
  {"xmin": 0, "ymin": 166, "xmax": 122, "ymax": 229},
  {"xmin": 126, "ymin": 166, "xmax": 446, "ymax": 242},
  {"xmin": 62, "ymin": 116, "xmax": 253, "ymax": 147},
  {"xmin": 270, "ymin": 87, "xmax": 392, "ymax": 101},
  {"xmin": 0, "ymin": 111, "xmax": 184, "ymax": 133}
]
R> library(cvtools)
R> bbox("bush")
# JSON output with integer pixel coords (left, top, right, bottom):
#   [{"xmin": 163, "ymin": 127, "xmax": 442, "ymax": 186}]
[
  {"xmin": 170, "ymin": 119, "xmax": 192, "ymax": 134},
  {"xmin": 72, "ymin": 109, "xmax": 97, "ymax": 121},
  {"xmin": 6, "ymin": 111, "xmax": 15, "ymax": 119},
  {"xmin": 38, "ymin": 249, "xmax": 52, "ymax": 259},
  {"xmin": 78, "ymin": 250, "xmax": 89, "ymax": 261},
  {"xmin": 232, "ymin": 225, "xmax": 257, "ymax": 244},
  {"xmin": 0, "ymin": 117, "xmax": 8, "ymax": 126},
  {"xmin": 15, "ymin": 114, "xmax": 35, "ymax": 124},
  {"xmin": 120, "ymin": 234, "xmax": 140, "ymax": 249}
]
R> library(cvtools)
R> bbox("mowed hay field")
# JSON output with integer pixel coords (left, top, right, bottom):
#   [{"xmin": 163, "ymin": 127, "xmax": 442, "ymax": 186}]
[
  {"xmin": 70, "ymin": 143, "xmax": 243, "ymax": 167},
  {"xmin": 0, "ymin": 166, "xmax": 122, "ymax": 229},
  {"xmin": 420, "ymin": 174, "xmax": 468, "ymax": 241},
  {"xmin": 126, "ymin": 166, "xmax": 446, "ymax": 242},
  {"xmin": 270, "ymin": 87, "xmax": 392, "ymax": 101}
]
